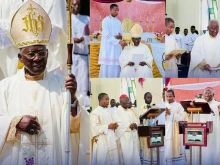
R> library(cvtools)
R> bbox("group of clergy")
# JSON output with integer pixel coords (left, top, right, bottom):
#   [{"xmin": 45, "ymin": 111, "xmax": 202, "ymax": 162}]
[
  {"xmin": 98, "ymin": 4, "xmax": 154, "ymax": 78},
  {"xmin": 165, "ymin": 17, "xmax": 220, "ymax": 78},
  {"xmin": 91, "ymin": 87, "xmax": 220, "ymax": 165}
]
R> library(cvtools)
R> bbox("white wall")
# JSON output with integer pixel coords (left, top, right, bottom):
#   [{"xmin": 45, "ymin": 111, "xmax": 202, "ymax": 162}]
[
  {"xmin": 136, "ymin": 78, "xmax": 163, "ymax": 108},
  {"xmin": 166, "ymin": 0, "xmax": 201, "ymax": 34},
  {"xmin": 90, "ymin": 78, "xmax": 121, "ymax": 109}
]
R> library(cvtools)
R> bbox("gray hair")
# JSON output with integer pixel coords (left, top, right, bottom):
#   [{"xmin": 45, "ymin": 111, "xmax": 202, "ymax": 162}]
[
  {"xmin": 208, "ymin": 20, "xmax": 219, "ymax": 26},
  {"xmin": 204, "ymin": 88, "xmax": 214, "ymax": 95}
]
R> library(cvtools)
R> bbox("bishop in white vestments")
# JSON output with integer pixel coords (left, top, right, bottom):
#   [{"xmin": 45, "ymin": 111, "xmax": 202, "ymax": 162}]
[
  {"xmin": 98, "ymin": 4, "xmax": 127, "ymax": 78},
  {"xmin": 119, "ymin": 24, "xmax": 153, "ymax": 78},
  {"xmin": 90, "ymin": 93, "xmax": 119, "ymax": 165},
  {"xmin": 0, "ymin": 0, "xmax": 68, "ymax": 77},
  {"xmin": 188, "ymin": 20, "xmax": 220, "ymax": 78},
  {"xmin": 0, "ymin": 2, "xmax": 89, "ymax": 165},
  {"xmin": 112, "ymin": 94, "xmax": 141, "ymax": 165},
  {"xmin": 190, "ymin": 87, "xmax": 220, "ymax": 165},
  {"xmin": 165, "ymin": 90, "xmax": 186, "ymax": 165}
]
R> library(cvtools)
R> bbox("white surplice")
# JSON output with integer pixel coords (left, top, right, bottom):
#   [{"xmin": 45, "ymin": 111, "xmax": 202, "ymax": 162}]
[
  {"xmin": 112, "ymin": 106, "xmax": 141, "ymax": 165},
  {"xmin": 119, "ymin": 43, "xmax": 153, "ymax": 78},
  {"xmin": 191, "ymin": 99, "xmax": 220, "ymax": 165},
  {"xmin": 165, "ymin": 34, "xmax": 179, "ymax": 78},
  {"xmin": 71, "ymin": 13, "xmax": 90, "ymax": 107},
  {"xmin": 98, "ymin": 15, "xmax": 123, "ymax": 78},
  {"xmin": 0, "ymin": 68, "xmax": 89, "ymax": 165},
  {"xmin": 188, "ymin": 32, "xmax": 220, "ymax": 78},
  {"xmin": 90, "ymin": 106, "xmax": 119, "ymax": 165},
  {"xmin": 165, "ymin": 101, "xmax": 186, "ymax": 165},
  {"xmin": 0, "ymin": 0, "xmax": 68, "ymax": 77}
]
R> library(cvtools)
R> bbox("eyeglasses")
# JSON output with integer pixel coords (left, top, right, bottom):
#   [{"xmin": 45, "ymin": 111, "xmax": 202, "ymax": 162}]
[{"xmin": 22, "ymin": 50, "xmax": 48, "ymax": 60}]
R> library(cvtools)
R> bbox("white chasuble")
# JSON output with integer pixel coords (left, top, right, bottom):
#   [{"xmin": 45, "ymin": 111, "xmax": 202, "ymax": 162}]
[
  {"xmin": 0, "ymin": 68, "xmax": 84, "ymax": 165},
  {"xmin": 112, "ymin": 106, "xmax": 141, "ymax": 165},
  {"xmin": 188, "ymin": 33, "xmax": 220, "ymax": 78},
  {"xmin": 119, "ymin": 43, "xmax": 153, "ymax": 78},
  {"xmin": 90, "ymin": 106, "xmax": 119, "ymax": 165},
  {"xmin": 165, "ymin": 102, "xmax": 186, "ymax": 165}
]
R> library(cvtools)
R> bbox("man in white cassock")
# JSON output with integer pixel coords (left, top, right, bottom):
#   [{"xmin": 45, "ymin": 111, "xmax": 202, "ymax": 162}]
[
  {"xmin": 108, "ymin": 99, "xmax": 117, "ymax": 114},
  {"xmin": 165, "ymin": 90, "xmax": 186, "ymax": 165},
  {"xmin": 0, "ymin": 0, "xmax": 67, "ymax": 78},
  {"xmin": 98, "ymin": 4, "xmax": 127, "ymax": 78},
  {"xmin": 188, "ymin": 20, "xmax": 220, "ymax": 78},
  {"xmin": 0, "ymin": 1, "xmax": 89, "ymax": 165},
  {"xmin": 119, "ymin": 23, "xmax": 153, "ymax": 78},
  {"xmin": 164, "ymin": 18, "xmax": 181, "ymax": 78},
  {"xmin": 174, "ymin": 27, "xmax": 183, "ymax": 48},
  {"xmin": 112, "ymin": 94, "xmax": 141, "ymax": 165},
  {"xmin": 71, "ymin": 0, "xmax": 90, "ymax": 107},
  {"xmin": 138, "ymin": 92, "xmax": 157, "ymax": 164},
  {"xmin": 190, "ymin": 87, "xmax": 220, "ymax": 165},
  {"xmin": 90, "ymin": 93, "xmax": 119, "ymax": 165}
]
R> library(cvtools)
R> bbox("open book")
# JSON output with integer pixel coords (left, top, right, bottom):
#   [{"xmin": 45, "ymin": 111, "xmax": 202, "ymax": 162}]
[
  {"xmin": 210, "ymin": 67, "xmax": 220, "ymax": 71},
  {"xmin": 166, "ymin": 48, "xmax": 186, "ymax": 56}
]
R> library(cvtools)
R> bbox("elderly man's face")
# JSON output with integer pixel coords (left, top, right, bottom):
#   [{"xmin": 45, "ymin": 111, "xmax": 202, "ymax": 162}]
[
  {"xmin": 208, "ymin": 22, "xmax": 219, "ymax": 37},
  {"xmin": 132, "ymin": 37, "xmax": 141, "ymax": 46},
  {"xmin": 19, "ymin": 45, "xmax": 48, "ymax": 76},
  {"xmin": 72, "ymin": 0, "xmax": 80, "ymax": 15},
  {"xmin": 120, "ymin": 97, "xmax": 130, "ymax": 109},
  {"xmin": 204, "ymin": 89, "xmax": 214, "ymax": 102}
]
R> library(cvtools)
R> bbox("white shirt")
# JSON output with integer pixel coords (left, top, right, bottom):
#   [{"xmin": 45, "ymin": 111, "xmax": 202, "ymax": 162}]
[
  {"xmin": 186, "ymin": 33, "xmax": 198, "ymax": 51},
  {"xmin": 174, "ymin": 33, "xmax": 183, "ymax": 48},
  {"xmin": 72, "ymin": 14, "xmax": 90, "ymax": 55},
  {"xmin": 180, "ymin": 34, "xmax": 189, "ymax": 52}
]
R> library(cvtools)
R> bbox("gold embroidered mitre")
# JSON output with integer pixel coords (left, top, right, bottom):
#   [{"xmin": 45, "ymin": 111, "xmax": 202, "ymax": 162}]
[
  {"xmin": 130, "ymin": 23, "xmax": 143, "ymax": 38},
  {"xmin": 10, "ymin": 0, "xmax": 52, "ymax": 48}
]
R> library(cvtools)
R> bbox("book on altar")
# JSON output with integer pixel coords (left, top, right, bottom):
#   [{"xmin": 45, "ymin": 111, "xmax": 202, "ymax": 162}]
[
  {"xmin": 166, "ymin": 48, "xmax": 186, "ymax": 56},
  {"xmin": 210, "ymin": 67, "xmax": 220, "ymax": 71},
  {"xmin": 132, "ymin": 54, "xmax": 144, "ymax": 67}
]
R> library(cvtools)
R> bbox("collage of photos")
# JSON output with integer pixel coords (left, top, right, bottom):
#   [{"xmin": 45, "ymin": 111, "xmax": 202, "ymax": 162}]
[{"xmin": 0, "ymin": 0, "xmax": 220, "ymax": 165}]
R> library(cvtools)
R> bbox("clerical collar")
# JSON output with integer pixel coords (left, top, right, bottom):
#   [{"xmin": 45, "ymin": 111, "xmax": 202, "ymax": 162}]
[{"xmin": 24, "ymin": 70, "xmax": 45, "ymax": 81}]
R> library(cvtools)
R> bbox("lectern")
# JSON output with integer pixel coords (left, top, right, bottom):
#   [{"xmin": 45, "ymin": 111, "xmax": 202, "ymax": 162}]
[
  {"xmin": 138, "ymin": 106, "xmax": 165, "ymax": 165},
  {"xmin": 179, "ymin": 100, "xmax": 213, "ymax": 165}
]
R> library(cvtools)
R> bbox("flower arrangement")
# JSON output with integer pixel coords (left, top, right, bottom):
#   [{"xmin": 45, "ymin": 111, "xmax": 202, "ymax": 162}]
[{"xmin": 154, "ymin": 31, "xmax": 165, "ymax": 43}]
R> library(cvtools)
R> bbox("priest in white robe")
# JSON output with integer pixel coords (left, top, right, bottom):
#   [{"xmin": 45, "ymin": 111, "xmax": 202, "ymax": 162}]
[
  {"xmin": 108, "ymin": 99, "xmax": 117, "ymax": 114},
  {"xmin": 165, "ymin": 89, "xmax": 186, "ymax": 165},
  {"xmin": 0, "ymin": 0, "xmax": 68, "ymax": 78},
  {"xmin": 190, "ymin": 87, "xmax": 220, "ymax": 165},
  {"xmin": 90, "ymin": 93, "xmax": 119, "ymax": 165},
  {"xmin": 164, "ymin": 18, "xmax": 181, "ymax": 78},
  {"xmin": 112, "ymin": 94, "xmax": 141, "ymax": 165},
  {"xmin": 138, "ymin": 92, "xmax": 157, "ymax": 164},
  {"xmin": 188, "ymin": 20, "xmax": 220, "ymax": 78},
  {"xmin": 119, "ymin": 24, "xmax": 153, "ymax": 78},
  {"xmin": 98, "ymin": 4, "xmax": 127, "ymax": 78},
  {"xmin": 0, "ymin": 2, "xmax": 89, "ymax": 164},
  {"xmin": 71, "ymin": 0, "xmax": 90, "ymax": 107},
  {"xmin": 185, "ymin": 26, "xmax": 198, "ymax": 53}
]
